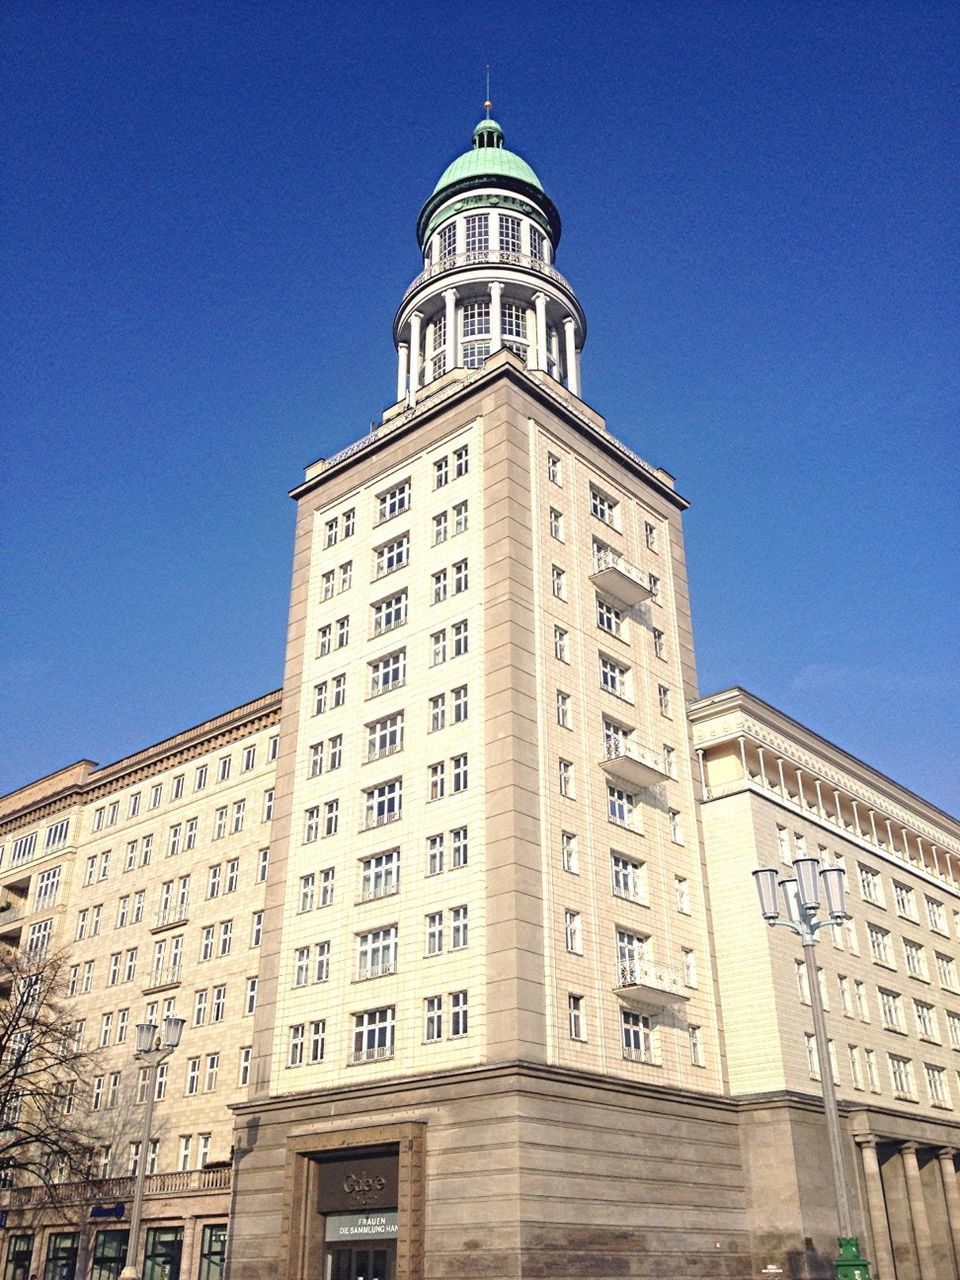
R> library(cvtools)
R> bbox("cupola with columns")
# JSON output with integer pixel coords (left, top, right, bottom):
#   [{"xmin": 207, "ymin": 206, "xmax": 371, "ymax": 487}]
[{"xmin": 393, "ymin": 111, "xmax": 586, "ymax": 406}]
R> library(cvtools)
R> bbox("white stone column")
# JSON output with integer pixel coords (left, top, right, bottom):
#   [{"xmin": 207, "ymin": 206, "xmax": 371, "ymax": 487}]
[
  {"xmin": 396, "ymin": 342, "xmax": 409, "ymax": 403},
  {"xmin": 524, "ymin": 306, "xmax": 536, "ymax": 367},
  {"xmin": 489, "ymin": 281, "xmax": 503, "ymax": 354},
  {"xmin": 563, "ymin": 316, "xmax": 579, "ymax": 397},
  {"xmin": 549, "ymin": 325, "xmax": 560, "ymax": 377},
  {"xmin": 424, "ymin": 321, "xmax": 435, "ymax": 384},
  {"xmin": 856, "ymin": 1137, "xmax": 896, "ymax": 1280},
  {"xmin": 408, "ymin": 311, "xmax": 423, "ymax": 407},
  {"xmin": 533, "ymin": 292, "xmax": 548, "ymax": 370},
  {"xmin": 937, "ymin": 1148, "xmax": 960, "ymax": 1274},
  {"xmin": 902, "ymin": 1142, "xmax": 937, "ymax": 1280},
  {"xmin": 444, "ymin": 288, "xmax": 458, "ymax": 371}
]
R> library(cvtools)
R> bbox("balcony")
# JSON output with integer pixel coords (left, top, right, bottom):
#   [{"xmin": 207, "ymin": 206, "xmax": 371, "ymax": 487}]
[
  {"xmin": 151, "ymin": 904, "xmax": 189, "ymax": 933},
  {"xmin": 351, "ymin": 1044, "xmax": 394, "ymax": 1065},
  {"xmin": 1, "ymin": 1165, "xmax": 230, "ymax": 1209},
  {"xmin": 402, "ymin": 249, "xmax": 575, "ymax": 303},
  {"xmin": 0, "ymin": 902, "xmax": 28, "ymax": 937},
  {"xmin": 615, "ymin": 961, "xmax": 687, "ymax": 1009},
  {"xmin": 600, "ymin": 739, "xmax": 668, "ymax": 788},
  {"xmin": 356, "ymin": 961, "xmax": 397, "ymax": 981},
  {"xmin": 589, "ymin": 549, "xmax": 652, "ymax": 607},
  {"xmin": 142, "ymin": 964, "xmax": 182, "ymax": 993}
]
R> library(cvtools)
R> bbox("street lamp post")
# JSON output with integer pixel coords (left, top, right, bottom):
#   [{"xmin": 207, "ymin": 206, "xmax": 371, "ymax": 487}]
[
  {"xmin": 753, "ymin": 859, "xmax": 872, "ymax": 1280},
  {"xmin": 119, "ymin": 1016, "xmax": 185, "ymax": 1280}
]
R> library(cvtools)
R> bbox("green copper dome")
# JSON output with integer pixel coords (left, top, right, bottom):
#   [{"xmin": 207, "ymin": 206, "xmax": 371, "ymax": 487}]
[
  {"xmin": 431, "ymin": 119, "xmax": 544, "ymax": 195},
  {"xmin": 417, "ymin": 118, "xmax": 560, "ymax": 248}
]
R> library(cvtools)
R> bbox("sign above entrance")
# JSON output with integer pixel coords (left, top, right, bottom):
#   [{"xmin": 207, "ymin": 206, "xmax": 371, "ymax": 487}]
[
  {"xmin": 317, "ymin": 1152, "xmax": 398, "ymax": 1213},
  {"xmin": 326, "ymin": 1213, "xmax": 398, "ymax": 1242}
]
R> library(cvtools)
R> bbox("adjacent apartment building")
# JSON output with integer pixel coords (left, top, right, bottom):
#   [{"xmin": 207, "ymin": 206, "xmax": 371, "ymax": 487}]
[{"xmin": 1, "ymin": 115, "xmax": 957, "ymax": 1280}]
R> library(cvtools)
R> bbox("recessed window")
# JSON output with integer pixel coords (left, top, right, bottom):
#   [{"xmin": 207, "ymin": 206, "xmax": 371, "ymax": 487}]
[
  {"xmin": 568, "ymin": 994, "xmax": 585, "ymax": 1041},
  {"xmin": 596, "ymin": 597, "xmax": 624, "ymax": 637},
  {"xmin": 554, "ymin": 626, "xmax": 569, "ymax": 662},
  {"xmin": 556, "ymin": 690, "xmax": 572, "ymax": 729},
  {"xmin": 377, "ymin": 480, "xmax": 411, "ymax": 524},
  {"xmin": 547, "ymin": 453, "xmax": 562, "ymax": 485},
  {"xmin": 564, "ymin": 909, "xmax": 582, "ymax": 954},
  {"xmin": 590, "ymin": 486, "xmax": 618, "ymax": 528},
  {"xmin": 549, "ymin": 508, "xmax": 564, "ymax": 540}
]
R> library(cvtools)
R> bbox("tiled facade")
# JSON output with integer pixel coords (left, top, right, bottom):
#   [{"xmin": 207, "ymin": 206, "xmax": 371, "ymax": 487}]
[{"xmin": 2, "ymin": 117, "xmax": 957, "ymax": 1280}]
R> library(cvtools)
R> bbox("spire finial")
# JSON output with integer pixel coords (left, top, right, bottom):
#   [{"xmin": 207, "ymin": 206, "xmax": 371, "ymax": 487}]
[{"xmin": 484, "ymin": 65, "xmax": 492, "ymax": 118}]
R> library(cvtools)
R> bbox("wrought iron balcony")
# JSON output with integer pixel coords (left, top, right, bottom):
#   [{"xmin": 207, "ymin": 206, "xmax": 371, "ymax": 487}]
[
  {"xmin": 600, "ymin": 739, "xmax": 668, "ymax": 788},
  {"xmin": 615, "ymin": 961, "xmax": 687, "ymax": 1009},
  {"xmin": 402, "ymin": 250, "xmax": 574, "ymax": 302},
  {"xmin": 589, "ymin": 548, "xmax": 652, "ymax": 607}
]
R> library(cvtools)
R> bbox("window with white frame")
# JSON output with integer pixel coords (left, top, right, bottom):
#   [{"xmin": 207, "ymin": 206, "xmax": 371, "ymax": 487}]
[
  {"xmin": 879, "ymin": 988, "xmax": 903, "ymax": 1031},
  {"xmin": 889, "ymin": 1053, "xmax": 915, "ymax": 1098},
  {"xmin": 426, "ymin": 912, "xmax": 443, "ymax": 955},
  {"xmin": 914, "ymin": 999, "xmax": 937, "ymax": 1040},
  {"xmin": 564, "ymin": 909, "xmax": 582, "ymax": 954},
  {"xmin": 549, "ymin": 508, "xmax": 564, "ymax": 540},
  {"xmin": 369, "ymin": 650, "xmax": 405, "ymax": 696},
  {"xmin": 465, "ymin": 213, "xmax": 488, "ymax": 254},
  {"xmin": 374, "ymin": 534, "xmax": 409, "ymax": 578},
  {"xmin": 453, "ymin": 500, "xmax": 468, "ymax": 533},
  {"xmin": 451, "ymin": 905, "xmax": 468, "ymax": 949},
  {"xmin": 868, "ymin": 924, "xmax": 893, "ymax": 966},
  {"xmin": 424, "ymin": 995, "xmax": 442, "ymax": 1042},
  {"xmin": 561, "ymin": 831, "xmax": 579, "ymax": 874},
  {"xmin": 927, "ymin": 897, "xmax": 948, "ymax": 933},
  {"xmin": 547, "ymin": 453, "xmax": 561, "ymax": 485},
  {"xmin": 858, "ymin": 864, "xmax": 884, "ymax": 907},
  {"xmin": 452, "ymin": 619, "xmax": 468, "ymax": 655},
  {"xmin": 558, "ymin": 759, "xmax": 575, "ymax": 798},
  {"xmin": 622, "ymin": 1010, "xmax": 655, "ymax": 1063},
  {"xmin": 568, "ymin": 994, "xmax": 585, "ymax": 1041},
  {"xmin": 590, "ymin": 486, "xmax": 618, "ymax": 527},
  {"xmin": 596, "ymin": 597, "xmax": 623, "ymax": 637},
  {"xmin": 357, "ymin": 925, "xmax": 398, "ymax": 979},
  {"xmin": 352, "ymin": 1007, "xmax": 395, "ymax": 1062},
  {"xmin": 893, "ymin": 882, "xmax": 916, "ymax": 919},
  {"xmin": 365, "ymin": 779, "xmax": 402, "ymax": 828},
  {"xmin": 926, "ymin": 1063, "xmax": 950, "ymax": 1106},
  {"xmin": 554, "ymin": 626, "xmax": 569, "ymax": 662},
  {"xmin": 499, "ymin": 214, "xmax": 521, "ymax": 254},
  {"xmin": 612, "ymin": 854, "xmax": 646, "ymax": 903},
  {"xmin": 461, "ymin": 301, "xmax": 490, "ymax": 337},
  {"xmin": 607, "ymin": 784, "xmax": 638, "ymax": 829},
  {"xmin": 937, "ymin": 952, "xmax": 958, "ymax": 990},
  {"xmin": 903, "ymin": 939, "xmax": 928, "ymax": 979},
  {"xmin": 373, "ymin": 592, "xmax": 407, "ymax": 636},
  {"xmin": 864, "ymin": 1048, "xmax": 880, "ymax": 1092},
  {"xmin": 657, "ymin": 684, "xmax": 672, "ymax": 717},
  {"xmin": 377, "ymin": 480, "xmax": 411, "ymax": 523},
  {"xmin": 551, "ymin": 565, "xmax": 566, "ymax": 599},
  {"xmin": 600, "ymin": 655, "xmax": 630, "ymax": 698},
  {"xmin": 450, "ymin": 989, "xmax": 468, "ymax": 1037},
  {"xmin": 360, "ymin": 848, "xmax": 399, "ymax": 901}
]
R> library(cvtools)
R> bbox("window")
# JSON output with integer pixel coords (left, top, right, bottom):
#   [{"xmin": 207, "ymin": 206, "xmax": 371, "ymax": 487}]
[
  {"xmin": 914, "ymin": 999, "xmax": 937, "ymax": 1040},
  {"xmin": 204, "ymin": 1054, "xmax": 220, "ymax": 1092},
  {"xmin": 903, "ymin": 939, "xmax": 928, "ymax": 979},
  {"xmin": 320, "ymin": 867, "xmax": 335, "ymax": 905},
  {"xmin": 217, "ymin": 756, "xmax": 231, "ymax": 782},
  {"xmin": 662, "ymin": 745, "xmax": 677, "ymax": 778},
  {"xmin": 149, "ymin": 783, "xmax": 163, "ymax": 808},
  {"xmin": 170, "ymin": 777, "xmax": 183, "ymax": 802},
  {"xmin": 879, "ymin": 988, "xmax": 903, "ymax": 1031},
  {"xmin": 431, "ymin": 630, "xmax": 447, "ymax": 665},
  {"xmin": 317, "ymin": 624, "xmax": 332, "ymax": 657},
  {"xmin": 590, "ymin": 486, "xmax": 618, "ymax": 527},
  {"xmin": 218, "ymin": 921, "xmax": 233, "ymax": 956},
  {"xmin": 377, "ymin": 480, "xmax": 411, "ymax": 523},
  {"xmin": 868, "ymin": 925, "xmax": 893, "ymax": 966},
  {"xmin": 213, "ymin": 808, "xmax": 227, "ymax": 840},
  {"xmin": 499, "ymin": 214, "xmax": 521, "ymax": 254},
  {"xmin": 652, "ymin": 628, "xmax": 666, "ymax": 660},
  {"xmin": 554, "ymin": 626, "xmax": 569, "ymax": 662},
  {"xmin": 452, "ymin": 620, "xmax": 468, "ymax": 655},
  {"xmin": 564, "ymin": 909, "xmax": 582, "ymax": 954},
  {"xmin": 889, "ymin": 1053, "xmax": 915, "ymax": 1098},
  {"xmin": 893, "ymin": 882, "xmax": 916, "ymax": 919},
  {"xmin": 450, "ymin": 904, "xmax": 469, "ymax": 950},
  {"xmin": 427, "ymin": 834, "xmax": 444, "ymax": 875},
  {"xmin": 257, "ymin": 847, "xmax": 270, "ymax": 882},
  {"xmin": 805, "ymin": 1033, "xmax": 820, "ymax": 1080},
  {"xmin": 612, "ymin": 854, "xmax": 646, "ymax": 903},
  {"xmin": 927, "ymin": 897, "xmax": 948, "ymax": 933},
  {"xmin": 322, "ymin": 569, "xmax": 335, "ymax": 600},
  {"xmin": 596, "ymin": 597, "xmax": 623, "ymax": 637},
  {"xmin": 368, "ymin": 712, "xmax": 404, "ymax": 759},
  {"xmin": 231, "ymin": 802, "xmax": 245, "ymax": 834},
  {"xmin": 314, "ymin": 682, "xmax": 328, "ymax": 715},
  {"xmin": 622, "ymin": 1010, "xmax": 655, "ymax": 1063},
  {"xmin": 327, "ymin": 736, "xmax": 342, "ymax": 771},
  {"xmin": 185, "ymin": 1058, "xmax": 200, "ymax": 1096},
  {"xmin": 450, "ymin": 990, "xmax": 468, "ymax": 1037},
  {"xmin": 452, "ymin": 754, "xmax": 468, "ymax": 792},
  {"xmin": 558, "ymin": 759, "xmax": 575, "ymax": 798},
  {"xmin": 360, "ymin": 848, "xmax": 399, "ymax": 901},
  {"xmin": 848, "ymin": 1045, "xmax": 864, "ymax": 1089},
  {"xmin": 453, "ymin": 559, "xmax": 468, "ymax": 593},
  {"xmin": 428, "ymin": 693, "xmax": 445, "ymax": 730},
  {"xmin": 644, "ymin": 521, "xmax": 659, "ymax": 552},
  {"xmin": 373, "ymin": 591, "xmax": 407, "ymax": 635},
  {"xmin": 452, "ymin": 685, "xmax": 468, "ymax": 723},
  {"xmin": 357, "ymin": 925, "xmax": 398, "ymax": 979},
  {"xmin": 607, "ymin": 784, "xmax": 638, "ymax": 830},
  {"xmin": 339, "ymin": 561, "xmax": 352, "ymax": 591},
  {"xmin": 238, "ymin": 1047, "xmax": 252, "ymax": 1087},
  {"xmin": 245, "ymin": 978, "xmax": 258, "ymax": 1015},
  {"xmin": 453, "ymin": 445, "xmax": 468, "ymax": 477},
  {"xmin": 299, "ymin": 874, "xmax": 315, "ymax": 912},
  {"xmin": 681, "ymin": 948, "xmax": 698, "ymax": 988},
  {"xmin": 200, "ymin": 926, "xmax": 214, "ymax": 962},
  {"xmin": 364, "ymin": 779, "xmax": 402, "ymax": 827},
  {"xmin": 194, "ymin": 989, "xmax": 208, "ymax": 1027},
  {"xmin": 250, "ymin": 911, "xmax": 263, "ymax": 947},
  {"xmin": 432, "ymin": 569, "xmax": 447, "ymax": 603},
  {"xmin": 333, "ymin": 674, "xmax": 346, "ymax": 706},
  {"xmin": 688, "ymin": 1024, "xmax": 705, "ymax": 1067},
  {"xmin": 424, "ymin": 995, "xmax": 442, "ymax": 1042},
  {"xmin": 668, "ymin": 810, "xmax": 684, "ymax": 845},
  {"xmin": 375, "ymin": 534, "xmax": 409, "ymax": 578},
  {"xmin": 858, "ymin": 864, "xmax": 884, "ymax": 907},
  {"xmin": 549, "ymin": 508, "xmax": 564, "ymax": 540},
  {"xmin": 309, "ymin": 742, "xmax": 323, "ymax": 778},
  {"xmin": 937, "ymin": 952, "xmax": 959, "ymax": 990},
  {"xmin": 864, "ymin": 1047, "xmax": 880, "ymax": 1092},
  {"xmin": 568, "ymin": 994, "xmax": 585, "ymax": 1041},
  {"xmin": 453, "ymin": 500, "xmax": 468, "ymax": 534},
  {"xmin": 288, "ymin": 1023, "xmax": 305, "ymax": 1068},
  {"xmin": 314, "ymin": 942, "xmax": 330, "ymax": 983},
  {"xmin": 325, "ymin": 518, "xmax": 338, "ymax": 548},
  {"xmin": 617, "ymin": 928, "xmax": 648, "ymax": 978},
  {"xmin": 657, "ymin": 684, "xmax": 672, "ymax": 717},
  {"xmin": 433, "ymin": 511, "xmax": 448, "ymax": 544},
  {"xmin": 838, "ymin": 974, "xmax": 853, "ymax": 1016},
  {"xmin": 561, "ymin": 831, "xmax": 579, "ymax": 874},
  {"xmin": 352, "ymin": 1007, "xmax": 395, "ymax": 1062},
  {"xmin": 369, "ymin": 649, "xmax": 406, "ymax": 696},
  {"xmin": 529, "ymin": 226, "xmax": 545, "ymax": 261},
  {"xmin": 926, "ymin": 1063, "xmax": 950, "ymax": 1106},
  {"xmin": 434, "ymin": 456, "xmax": 449, "ymax": 489},
  {"xmin": 452, "ymin": 826, "xmax": 468, "ymax": 868},
  {"xmin": 600, "ymin": 656, "xmax": 630, "ymax": 698},
  {"xmin": 439, "ymin": 223, "xmax": 456, "ymax": 260},
  {"xmin": 426, "ymin": 912, "xmax": 443, "ymax": 955},
  {"xmin": 185, "ymin": 818, "xmax": 198, "ymax": 850}
]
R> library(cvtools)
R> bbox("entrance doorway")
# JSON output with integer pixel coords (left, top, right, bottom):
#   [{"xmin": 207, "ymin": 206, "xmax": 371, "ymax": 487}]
[{"xmin": 327, "ymin": 1245, "xmax": 394, "ymax": 1280}]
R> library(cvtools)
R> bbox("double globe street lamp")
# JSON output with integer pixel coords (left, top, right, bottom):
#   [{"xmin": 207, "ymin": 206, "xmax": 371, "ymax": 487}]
[
  {"xmin": 753, "ymin": 858, "xmax": 872, "ymax": 1280},
  {"xmin": 119, "ymin": 1016, "xmax": 185, "ymax": 1280}
]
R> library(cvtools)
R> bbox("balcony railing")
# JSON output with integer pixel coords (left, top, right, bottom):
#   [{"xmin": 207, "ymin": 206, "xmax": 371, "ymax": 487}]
[
  {"xmin": 615, "ymin": 961, "xmax": 687, "ymax": 1008},
  {"xmin": 0, "ymin": 903, "xmax": 29, "ymax": 931},
  {"xmin": 362, "ymin": 810, "xmax": 401, "ymax": 831},
  {"xmin": 600, "ymin": 739, "xmax": 668, "ymax": 788},
  {"xmin": 351, "ymin": 1044, "xmax": 394, "ymax": 1065},
  {"xmin": 366, "ymin": 741, "xmax": 403, "ymax": 763},
  {"xmin": 589, "ymin": 549, "xmax": 652, "ymax": 608},
  {"xmin": 622, "ymin": 1044, "xmax": 660, "ymax": 1066},
  {"xmin": 357, "ymin": 883, "xmax": 399, "ymax": 904},
  {"xmin": 1, "ymin": 1165, "xmax": 230, "ymax": 1209},
  {"xmin": 153, "ymin": 904, "xmax": 189, "ymax": 930},
  {"xmin": 143, "ymin": 964, "xmax": 182, "ymax": 992},
  {"xmin": 356, "ymin": 961, "xmax": 397, "ymax": 981},
  {"xmin": 402, "ymin": 250, "xmax": 575, "ymax": 302}
]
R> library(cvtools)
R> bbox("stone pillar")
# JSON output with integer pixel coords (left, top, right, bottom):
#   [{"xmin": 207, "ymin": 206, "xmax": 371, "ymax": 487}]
[
  {"xmin": 408, "ymin": 311, "xmax": 423, "ymax": 407},
  {"xmin": 524, "ymin": 306, "xmax": 536, "ymax": 367},
  {"xmin": 423, "ymin": 320, "xmax": 435, "ymax": 384},
  {"xmin": 902, "ymin": 1142, "xmax": 937, "ymax": 1280},
  {"xmin": 549, "ymin": 326, "xmax": 560, "ymax": 376},
  {"xmin": 396, "ymin": 342, "xmax": 409, "ymax": 403},
  {"xmin": 563, "ymin": 316, "xmax": 579, "ymax": 397},
  {"xmin": 489, "ymin": 281, "xmax": 503, "ymax": 354},
  {"xmin": 856, "ymin": 1137, "xmax": 896, "ymax": 1279},
  {"xmin": 533, "ymin": 292, "xmax": 547, "ymax": 370},
  {"xmin": 443, "ymin": 288, "xmax": 457, "ymax": 371},
  {"xmin": 937, "ymin": 1148, "xmax": 960, "ymax": 1272}
]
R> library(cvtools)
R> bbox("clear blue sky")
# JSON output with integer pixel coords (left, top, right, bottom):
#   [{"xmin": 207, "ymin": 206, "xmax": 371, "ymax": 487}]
[{"xmin": 2, "ymin": 1, "xmax": 957, "ymax": 812}]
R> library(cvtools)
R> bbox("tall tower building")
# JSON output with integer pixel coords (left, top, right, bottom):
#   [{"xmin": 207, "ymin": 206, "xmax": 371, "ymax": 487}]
[{"xmin": 231, "ymin": 117, "xmax": 745, "ymax": 1280}]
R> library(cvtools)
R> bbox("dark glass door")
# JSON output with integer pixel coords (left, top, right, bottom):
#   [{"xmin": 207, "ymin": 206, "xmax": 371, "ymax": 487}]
[{"xmin": 329, "ymin": 1247, "xmax": 390, "ymax": 1280}]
